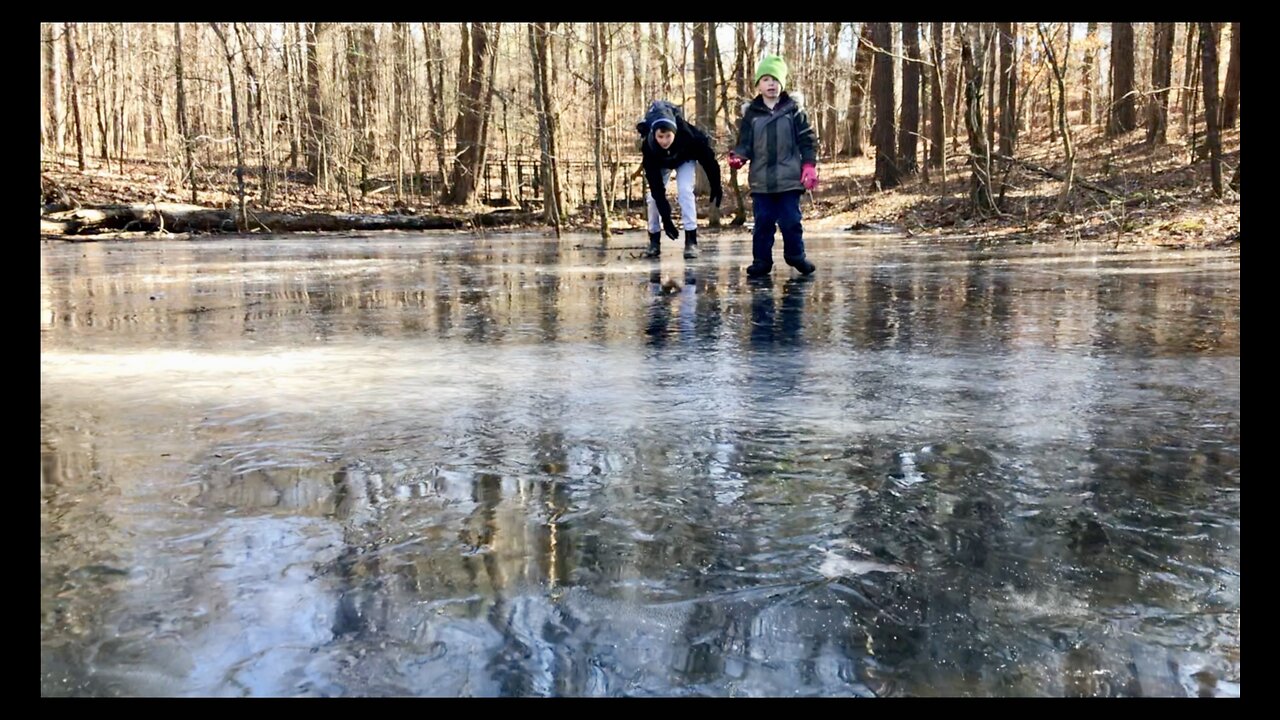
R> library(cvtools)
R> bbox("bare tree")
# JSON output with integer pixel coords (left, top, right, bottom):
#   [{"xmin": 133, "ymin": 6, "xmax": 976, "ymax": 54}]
[
  {"xmin": 784, "ymin": 23, "xmax": 798, "ymax": 75},
  {"xmin": 1146, "ymin": 22, "xmax": 1176, "ymax": 145},
  {"xmin": 392, "ymin": 23, "xmax": 408, "ymax": 201},
  {"xmin": 235, "ymin": 24, "xmax": 272, "ymax": 206},
  {"xmin": 475, "ymin": 24, "xmax": 502, "ymax": 202},
  {"xmin": 898, "ymin": 22, "xmax": 920, "ymax": 176},
  {"xmin": 630, "ymin": 23, "xmax": 645, "ymax": 108},
  {"xmin": 446, "ymin": 23, "xmax": 493, "ymax": 205},
  {"xmin": 529, "ymin": 22, "xmax": 563, "ymax": 233},
  {"xmin": 1221, "ymin": 22, "xmax": 1240, "ymax": 128},
  {"xmin": 705, "ymin": 23, "xmax": 723, "ymax": 226},
  {"xmin": 283, "ymin": 24, "xmax": 301, "ymax": 172},
  {"xmin": 63, "ymin": 24, "xmax": 86, "ymax": 171},
  {"xmin": 929, "ymin": 23, "xmax": 946, "ymax": 172},
  {"xmin": 210, "ymin": 23, "xmax": 247, "ymax": 229},
  {"xmin": 1037, "ymin": 24, "xmax": 1075, "ymax": 211},
  {"xmin": 998, "ymin": 22, "xmax": 1017, "ymax": 156},
  {"xmin": 345, "ymin": 25, "xmax": 376, "ymax": 199},
  {"xmin": 660, "ymin": 23, "xmax": 671, "ymax": 98},
  {"xmin": 985, "ymin": 23, "xmax": 996, "ymax": 152},
  {"xmin": 1180, "ymin": 22, "xmax": 1198, "ymax": 136},
  {"xmin": 42, "ymin": 24, "xmax": 61, "ymax": 159},
  {"xmin": 173, "ymin": 24, "xmax": 195, "ymax": 202},
  {"xmin": 592, "ymin": 23, "xmax": 610, "ymax": 240},
  {"xmin": 1109, "ymin": 22, "xmax": 1137, "ymax": 136},
  {"xmin": 947, "ymin": 23, "xmax": 964, "ymax": 150},
  {"xmin": 871, "ymin": 23, "xmax": 900, "ymax": 189},
  {"xmin": 823, "ymin": 23, "xmax": 842, "ymax": 159},
  {"xmin": 846, "ymin": 23, "xmax": 874, "ymax": 157},
  {"xmin": 960, "ymin": 23, "xmax": 996, "ymax": 215},
  {"xmin": 423, "ymin": 22, "xmax": 451, "ymax": 199},
  {"xmin": 1199, "ymin": 22, "xmax": 1224, "ymax": 197},
  {"xmin": 720, "ymin": 24, "xmax": 747, "ymax": 225},
  {"xmin": 304, "ymin": 23, "xmax": 325, "ymax": 186},
  {"xmin": 693, "ymin": 22, "xmax": 710, "ymax": 197},
  {"xmin": 1081, "ymin": 22, "xmax": 1098, "ymax": 125}
]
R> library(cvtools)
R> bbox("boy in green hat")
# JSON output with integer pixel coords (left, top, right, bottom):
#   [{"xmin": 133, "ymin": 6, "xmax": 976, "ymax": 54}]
[{"xmin": 728, "ymin": 54, "xmax": 820, "ymax": 277}]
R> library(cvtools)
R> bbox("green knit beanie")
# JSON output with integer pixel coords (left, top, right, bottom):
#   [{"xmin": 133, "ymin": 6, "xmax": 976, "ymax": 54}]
[{"xmin": 754, "ymin": 55, "xmax": 788, "ymax": 90}]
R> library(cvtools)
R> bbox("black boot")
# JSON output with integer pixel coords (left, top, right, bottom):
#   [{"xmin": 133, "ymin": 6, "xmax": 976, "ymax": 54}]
[
  {"xmin": 683, "ymin": 229, "xmax": 699, "ymax": 259},
  {"xmin": 785, "ymin": 255, "xmax": 816, "ymax": 276},
  {"xmin": 745, "ymin": 262, "xmax": 773, "ymax": 278},
  {"xmin": 641, "ymin": 231, "xmax": 661, "ymax": 258}
]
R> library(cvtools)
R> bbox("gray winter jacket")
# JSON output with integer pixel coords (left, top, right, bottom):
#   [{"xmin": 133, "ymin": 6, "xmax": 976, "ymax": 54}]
[{"xmin": 731, "ymin": 92, "xmax": 817, "ymax": 194}]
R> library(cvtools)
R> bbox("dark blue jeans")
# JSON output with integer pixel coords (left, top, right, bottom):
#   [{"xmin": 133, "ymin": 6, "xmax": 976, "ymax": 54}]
[{"xmin": 750, "ymin": 190, "xmax": 806, "ymax": 269}]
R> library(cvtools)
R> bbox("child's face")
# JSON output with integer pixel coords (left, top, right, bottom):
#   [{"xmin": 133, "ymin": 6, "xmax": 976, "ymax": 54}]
[
  {"xmin": 757, "ymin": 75, "xmax": 781, "ymax": 99},
  {"xmin": 654, "ymin": 128, "xmax": 675, "ymax": 149}
]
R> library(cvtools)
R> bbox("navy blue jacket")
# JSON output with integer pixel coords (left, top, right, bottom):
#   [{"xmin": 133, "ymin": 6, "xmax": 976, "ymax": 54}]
[{"xmin": 636, "ymin": 101, "xmax": 722, "ymax": 226}]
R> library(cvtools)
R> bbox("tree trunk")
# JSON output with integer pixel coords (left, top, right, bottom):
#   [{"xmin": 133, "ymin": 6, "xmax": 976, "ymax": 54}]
[
  {"xmin": 1082, "ymin": 22, "xmax": 1098, "ymax": 125},
  {"xmin": 393, "ymin": 23, "xmax": 408, "ymax": 201},
  {"xmin": 998, "ymin": 22, "xmax": 1017, "ymax": 156},
  {"xmin": 727, "ymin": 24, "xmax": 747, "ymax": 224},
  {"xmin": 304, "ymin": 23, "xmax": 324, "ymax": 185},
  {"xmin": 846, "ymin": 23, "xmax": 874, "ymax": 157},
  {"xmin": 86, "ymin": 26, "xmax": 108, "ymax": 163},
  {"xmin": 948, "ymin": 23, "xmax": 964, "ymax": 151},
  {"xmin": 1221, "ymin": 22, "xmax": 1240, "ymax": 128},
  {"xmin": 660, "ymin": 23, "xmax": 671, "ymax": 98},
  {"xmin": 529, "ymin": 23, "xmax": 562, "ymax": 234},
  {"xmin": 1037, "ymin": 24, "xmax": 1075, "ymax": 211},
  {"xmin": 693, "ymin": 23, "xmax": 710, "ymax": 196},
  {"xmin": 234, "ymin": 24, "xmax": 271, "ymax": 206},
  {"xmin": 631, "ymin": 23, "xmax": 645, "ymax": 108},
  {"xmin": 985, "ymin": 24, "xmax": 996, "ymax": 153},
  {"xmin": 961, "ymin": 24, "xmax": 996, "ymax": 215},
  {"xmin": 871, "ymin": 23, "xmax": 900, "ymax": 190},
  {"xmin": 823, "ymin": 23, "xmax": 841, "ymax": 159},
  {"xmin": 60, "ymin": 23, "xmax": 79, "ymax": 171},
  {"xmin": 43, "ymin": 24, "xmax": 62, "ymax": 159},
  {"xmin": 706, "ymin": 23, "xmax": 723, "ymax": 226},
  {"xmin": 447, "ymin": 23, "xmax": 488, "ymax": 205},
  {"xmin": 283, "ymin": 24, "xmax": 300, "ymax": 171},
  {"xmin": 1109, "ymin": 22, "xmax": 1136, "ymax": 136},
  {"xmin": 592, "ymin": 23, "xmax": 610, "ymax": 240},
  {"xmin": 475, "ymin": 24, "xmax": 502, "ymax": 203},
  {"xmin": 929, "ymin": 23, "xmax": 946, "ymax": 170},
  {"xmin": 898, "ymin": 22, "xmax": 920, "ymax": 175},
  {"xmin": 423, "ymin": 22, "xmax": 451, "ymax": 200},
  {"xmin": 210, "ymin": 24, "xmax": 247, "ymax": 230},
  {"xmin": 1199, "ymin": 22, "xmax": 1223, "ymax": 197},
  {"xmin": 173, "ymin": 23, "xmax": 195, "ymax": 203},
  {"xmin": 1180, "ymin": 22, "xmax": 1197, "ymax": 135},
  {"xmin": 1146, "ymin": 22, "xmax": 1176, "ymax": 145}
]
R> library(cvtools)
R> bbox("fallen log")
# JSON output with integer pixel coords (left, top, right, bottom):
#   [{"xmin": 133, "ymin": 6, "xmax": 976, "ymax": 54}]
[
  {"xmin": 988, "ymin": 154, "xmax": 1121, "ymax": 199},
  {"xmin": 40, "ymin": 202, "xmax": 540, "ymax": 237}
]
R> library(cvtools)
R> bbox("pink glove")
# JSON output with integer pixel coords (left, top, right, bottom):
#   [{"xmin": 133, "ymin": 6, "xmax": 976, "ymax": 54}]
[
  {"xmin": 727, "ymin": 152, "xmax": 745, "ymax": 170},
  {"xmin": 801, "ymin": 163, "xmax": 819, "ymax": 190}
]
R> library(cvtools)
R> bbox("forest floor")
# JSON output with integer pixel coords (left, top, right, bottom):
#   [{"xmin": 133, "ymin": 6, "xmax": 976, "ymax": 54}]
[{"xmin": 41, "ymin": 123, "xmax": 1239, "ymax": 250}]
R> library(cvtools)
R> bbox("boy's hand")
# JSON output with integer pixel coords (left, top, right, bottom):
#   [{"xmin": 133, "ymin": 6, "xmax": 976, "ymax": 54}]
[
  {"xmin": 709, "ymin": 186, "xmax": 723, "ymax": 207},
  {"xmin": 801, "ymin": 163, "xmax": 819, "ymax": 190},
  {"xmin": 727, "ymin": 152, "xmax": 745, "ymax": 170},
  {"xmin": 662, "ymin": 217, "xmax": 679, "ymax": 239}
]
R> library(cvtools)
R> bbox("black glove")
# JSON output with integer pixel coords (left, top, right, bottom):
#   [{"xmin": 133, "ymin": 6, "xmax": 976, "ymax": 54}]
[
  {"xmin": 662, "ymin": 217, "xmax": 679, "ymax": 239},
  {"xmin": 709, "ymin": 186, "xmax": 723, "ymax": 208}
]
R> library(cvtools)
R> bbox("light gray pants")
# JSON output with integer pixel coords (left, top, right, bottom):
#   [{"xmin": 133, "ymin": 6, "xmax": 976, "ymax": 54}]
[{"xmin": 646, "ymin": 160, "xmax": 698, "ymax": 233}]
